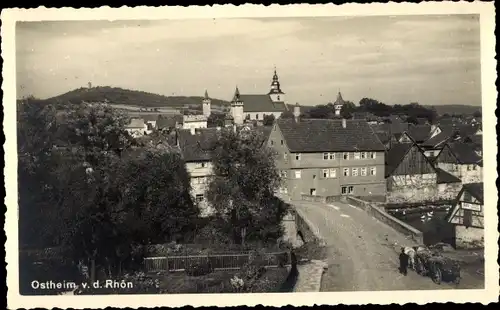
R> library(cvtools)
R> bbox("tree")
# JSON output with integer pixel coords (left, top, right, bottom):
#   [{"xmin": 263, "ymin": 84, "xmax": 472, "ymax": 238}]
[
  {"xmin": 340, "ymin": 101, "xmax": 356, "ymax": 119},
  {"xmin": 279, "ymin": 110, "xmax": 295, "ymax": 119},
  {"xmin": 473, "ymin": 110, "xmax": 482, "ymax": 118},
  {"xmin": 263, "ymin": 114, "xmax": 275, "ymax": 126},
  {"xmin": 303, "ymin": 104, "xmax": 335, "ymax": 119},
  {"xmin": 206, "ymin": 128, "xmax": 288, "ymax": 245},
  {"xmin": 18, "ymin": 100, "xmax": 199, "ymax": 279},
  {"xmin": 207, "ymin": 113, "xmax": 226, "ymax": 127}
]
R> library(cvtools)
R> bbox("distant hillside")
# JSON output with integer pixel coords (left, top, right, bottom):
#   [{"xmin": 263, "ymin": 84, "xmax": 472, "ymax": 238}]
[
  {"xmin": 426, "ymin": 104, "xmax": 481, "ymax": 116},
  {"xmin": 43, "ymin": 86, "xmax": 231, "ymax": 108}
]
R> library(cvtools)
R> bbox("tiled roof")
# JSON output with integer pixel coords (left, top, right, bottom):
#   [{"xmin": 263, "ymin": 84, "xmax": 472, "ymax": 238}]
[
  {"xmin": 407, "ymin": 124, "xmax": 432, "ymax": 143},
  {"xmin": 385, "ymin": 143, "xmax": 413, "ymax": 177},
  {"xmin": 333, "ymin": 92, "xmax": 345, "ymax": 106},
  {"xmin": 277, "ymin": 118, "xmax": 385, "ymax": 153},
  {"xmin": 435, "ymin": 167, "xmax": 461, "ymax": 184},
  {"xmin": 448, "ymin": 142, "xmax": 482, "ymax": 164},
  {"xmin": 239, "ymin": 94, "xmax": 287, "ymax": 113},
  {"xmin": 463, "ymin": 182, "xmax": 484, "ymax": 204},
  {"xmin": 390, "ymin": 121, "xmax": 410, "ymax": 135},
  {"xmin": 177, "ymin": 128, "xmax": 219, "ymax": 162},
  {"xmin": 126, "ymin": 118, "xmax": 145, "ymax": 128},
  {"xmin": 422, "ymin": 126, "xmax": 456, "ymax": 147}
]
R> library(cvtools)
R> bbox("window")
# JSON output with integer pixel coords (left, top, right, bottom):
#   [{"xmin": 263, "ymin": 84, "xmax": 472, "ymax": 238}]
[
  {"xmin": 343, "ymin": 168, "xmax": 349, "ymax": 176},
  {"xmin": 370, "ymin": 152, "xmax": 377, "ymax": 159},
  {"xmin": 323, "ymin": 153, "xmax": 335, "ymax": 160},
  {"xmin": 348, "ymin": 186, "xmax": 354, "ymax": 194},
  {"xmin": 295, "ymin": 170, "xmax": 302, "ymax": 179},
  {"xmin": 281, "ymin": 171, "xmax": 287, "ymax": 178},
  {"xmin": 270, "ymin": 140, "xmax": 274, "ymax": 145},
  {"xmin": 322, "ymin": 169, "xmax": 329, "ymax": 178},
  {"xmin": 463, "ymin": 191, "xmax": 471, "ymax": 202},
  {"xmin": 343, "ymin": 153, "xmax": 349, "ymax": 160},
  {"xmin": 283, "ymin": 153, "xmax": 287, "ymax": 160},
  {"xmin": 313, "ymin": 174, "xmax": 316, "ymax": 180},
  {"xmin": 341, "ymin": 186, "xmax": 347, "ymax": 195},
  {"xmin": 277, "ymin": 95, "xmax": 280, "ymax": 101},
  {"xmin": 472, "ymin": 165, "xmax": 477, "ymax": 170},
  {"xmin": 352, "ymin": 168, "xmax": 358, "ymax": 176},
  {"xmin": 361, "ymin": 167, "xmax": 367, "ymax": 176},
  {"xmin": 195, "ymin": 194, "xmax": 204, "ymax": 203},
  {"xmin": 295, "ymin": 153, "xmax": 301, "ymax": 160},
  {"xmin": 196, "ymin": 162, "xmax": 206, "ymax": 169},
  {"xmin": 256, "ymin": 114, "xmax": 259, "ymax": 120},
  {"xmin": 354, "ymin": 152, "xmax": 360, "ymax": 160},
  {"xmin": 467, "ymin": 165, "xmax": 471, "ymax": 171},
  {"xmin": 329, "ymin": 168, "xmax": 336, "ymax": 178},
  {"xmin": 361, "ymin": 152, "xmax": 367, "ymax": 159},
  {"xmin": 281, "ymin": 140, "xmax": 284, "ymax": 145},
  {"xmin": 310, "ymin": 188, "xmax": 316, "ymax": 195},
  {"xmin": 370, "ymin": 167, "xmax": 376, "ymax": 176}
]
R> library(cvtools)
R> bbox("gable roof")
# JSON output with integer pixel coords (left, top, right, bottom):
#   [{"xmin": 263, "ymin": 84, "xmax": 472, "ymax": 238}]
[
  {"xmin": 447, "ymin": 142, "xmax": 482, "ymax": 164},
  {"xmin": 177, "ymin": 128, "xmax": 219, "ymax": 162},
  {"xmin": 239, "ymin": 94, "xmax": 287, "ymax": 113},
  {"xmin": 126, "ymin": 118, "xmax": 145, "ymax": 128},
  {"xmin": 463, "ymin": 182, "xmax": 484, "ymax": 204},
  {"xmin": 435, "ymin": 167, "xmax": 461, "ymax": 184},
  {"xmin": 385, "ymin": 142, "xmax": 413, "ymax": 177},
  {"xmin": 422, "ymin": 126, "xmax": 456, "ymax": 148},
  {"xmin": 277, "ymin": 118, "xmax": 386, "ymax": 153},
  {"xmin": 407, "ymin": 124, "xmax": 432, "ymax": 143}
]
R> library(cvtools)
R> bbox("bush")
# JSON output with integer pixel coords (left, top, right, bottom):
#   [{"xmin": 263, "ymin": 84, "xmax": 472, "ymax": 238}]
[{"xmin": 185, "ymin": 260, "xmax": 214, "ymax": 277}]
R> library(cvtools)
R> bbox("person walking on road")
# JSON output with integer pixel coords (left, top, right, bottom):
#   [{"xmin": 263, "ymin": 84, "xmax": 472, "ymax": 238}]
[{"xmin": 399, "ymin": 247, "xmax": 409, "ymax": 276}]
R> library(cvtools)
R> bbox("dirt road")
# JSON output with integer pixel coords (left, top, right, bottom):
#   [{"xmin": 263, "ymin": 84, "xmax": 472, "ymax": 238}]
[{"xmin": 293, "ymin": 200, "xmax": 484, "ymax": 291}]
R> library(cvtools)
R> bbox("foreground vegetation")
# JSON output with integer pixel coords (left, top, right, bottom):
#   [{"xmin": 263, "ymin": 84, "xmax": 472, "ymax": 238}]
[{"xmin": 18, "ymin": 98, "xmax": 289, "ymax": 294}]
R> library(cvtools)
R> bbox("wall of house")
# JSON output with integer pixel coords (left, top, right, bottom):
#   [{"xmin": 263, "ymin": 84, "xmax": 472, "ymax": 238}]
[
  {"xmin": 245, "ymin": 111, "xmax": 283, "ymax": 121},
  {"xmin": 183, "ymin": 121, "xmax": 208, "ymax": 130},
  {"xmin": 437, "ymin": 182, "xmax": 462, "ymax": 200},
  {"xmin": 455, "ymin": 226, "xmax": 484, "ymax": 249},
  {"xmin": 186, "ymin": 161, "xmax": 213, "ymax": 217},
  {"xmin": 437, "ymin": 163, "xmax": 482, "ymax": 184},
  {"xmin": 386, "ymin": 174, "xmax": 438, "ymax": 203}
]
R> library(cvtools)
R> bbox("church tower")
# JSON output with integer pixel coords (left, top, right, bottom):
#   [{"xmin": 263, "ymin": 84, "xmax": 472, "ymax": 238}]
[
  {"xmin": 333, "ymin": 91, "xmax": 345, "ymax": 116},
  {"xmin": 202, "ymin": 89, "xmax": 211, "ymax": 117},
  {"xmin": 230, "ymin": 86, "xmax": 244, "ymax": 125},
  {"xmin": 268, "ymin": 67, "xmax": 285, "ymax": 103}
]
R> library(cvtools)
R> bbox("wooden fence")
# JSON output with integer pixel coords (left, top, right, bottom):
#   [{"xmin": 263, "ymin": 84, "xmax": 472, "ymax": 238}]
[{"xmin": 144, "ymin": 251, "xmax": 291, "ymax": 272}]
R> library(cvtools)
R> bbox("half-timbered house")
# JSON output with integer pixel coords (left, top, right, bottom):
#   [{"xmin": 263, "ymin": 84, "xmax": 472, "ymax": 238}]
[
  {"xmin": 446, "ymin": 182, "xmax": 484, "ymax": 249},
  {"xmin": 434, "ymin": 142, "xmax": 483, "ymax": 184},
  {"xmin": 385, "ymin": 142, "xmax": 437, "ymax": 203}
]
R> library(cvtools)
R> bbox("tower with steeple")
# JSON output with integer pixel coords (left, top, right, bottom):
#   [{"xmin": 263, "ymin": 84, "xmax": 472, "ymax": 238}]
[
  {"xmin": 333, "ymin": 91, "xmax": 345, "ymax": 116},
  {"xmin": 268, "ymin": 67, "xmax": 285, "ymax": 103},
  {"xmin": 230, "ymin": 86, "xmax": 244, "ymax": 125},
  {"xmin": 202, "ymin": 90, "xmax": 211, "ymax": 117}
]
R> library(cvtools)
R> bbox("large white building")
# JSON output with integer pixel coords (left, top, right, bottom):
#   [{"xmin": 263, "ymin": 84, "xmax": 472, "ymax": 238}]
[{"xmin": 230, "ymin": 68, "xmax": 289, "ymax": 125}]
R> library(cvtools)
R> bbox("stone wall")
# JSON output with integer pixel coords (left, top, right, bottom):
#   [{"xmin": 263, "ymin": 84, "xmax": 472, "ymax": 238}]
[
  {"xmin": 386, "ymin": 174, "xmax": 438, "ymax": 204},
  {"xmin": 346, "ymin": 196, "xmax": 424, "ymax": 244},
  {"xmin": 437, "ymin": 182, "xmax": 462, "ymax": 200},
  {"xmin": 455, "ymin": 225, "xmax": 484, "ymax": 249},
  {"xmin": 294, "ymin": 208, "xmax": 326, "ymax": 247}
]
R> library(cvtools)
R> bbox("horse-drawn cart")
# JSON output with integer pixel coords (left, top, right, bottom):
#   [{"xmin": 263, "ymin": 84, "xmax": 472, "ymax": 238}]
[{"xmin": 414, "ymin": 248, "xmax": 461, "ymax": 285}]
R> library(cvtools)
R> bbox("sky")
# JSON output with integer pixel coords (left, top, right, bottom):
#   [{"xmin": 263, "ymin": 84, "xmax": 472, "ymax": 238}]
[{"xmin": 16, "ymin": 15, "xmax": 481, "ymax": 106}]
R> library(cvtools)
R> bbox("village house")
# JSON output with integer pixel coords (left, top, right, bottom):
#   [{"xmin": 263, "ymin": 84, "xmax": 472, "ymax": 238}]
[
  {"xmin": 156, "ymin": 114, "xmax": 183, "ymax": 132},
  {"xmin": 446, "ymin": 182, "xmax": 484, "ymax": 249},
  {"xmin": 385, "ymin": 142, "xmax": 437, "ymax": 203},
  {"xmin": 229, "ymin": 68, "xmax": 289, "ymax": 124},
  {"xmin": 421, "ymin": 123, "xmax": 482, "ymax": 160},
  {"xmin": 176, "ymin": 127, "xmax": 219, "ymax": 217},
  {"xmin": 434, "ymin": 142, "xmax": 483, "ymax": 184},
  {"xmin": 124, "ymin": 118, "xmax": 149, "ymax": 138},
  {"xmin": 269, "ymin": 118, "xmax": 386, "ymax": 200}
]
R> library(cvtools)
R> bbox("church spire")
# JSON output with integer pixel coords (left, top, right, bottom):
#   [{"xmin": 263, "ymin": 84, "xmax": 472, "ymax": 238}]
[
  {"xmin": 204, "ymin": 89, "xmax": 209, "ymax": 99},
  {"xmin": 232, "ymin": 86, "xmax": 241, "ymax": 102}
]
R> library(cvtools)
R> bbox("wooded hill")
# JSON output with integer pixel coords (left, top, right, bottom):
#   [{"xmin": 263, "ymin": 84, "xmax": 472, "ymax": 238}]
[{"xmin": 42, "ymin": 86, "xmax": 231, "ymax": 108}]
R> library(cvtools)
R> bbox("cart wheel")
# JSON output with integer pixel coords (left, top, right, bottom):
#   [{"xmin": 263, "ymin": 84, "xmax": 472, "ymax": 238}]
[{"xmin": 432, "ymin": 267, "xmax": 442, "ymax": 285}]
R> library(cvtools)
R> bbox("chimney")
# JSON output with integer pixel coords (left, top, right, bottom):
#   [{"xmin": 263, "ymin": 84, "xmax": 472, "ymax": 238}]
[
  {"xmin": 190, "ymin": 127, "xmax": 196, "ymax": 135},
  {"xmin": 342, "ymin": 118, "xmax": 347, "ymax": 129}
]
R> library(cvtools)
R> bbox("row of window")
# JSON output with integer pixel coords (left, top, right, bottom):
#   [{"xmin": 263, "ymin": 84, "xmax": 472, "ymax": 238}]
[
  {"xmin": 322, "ymin": 152, "xmax": 377, "ymax": 160},
  {"xmin": 284, "ymin": 152, "xmax": 377, "ymax": 161},
  {"xmin": 192, "ymin": 176, "xmax": 208, "ymax": 184},
  {"xmin": 449, "ymin": 163, "xmax": 478, "ymax": 171},
  {"xmin": 280, "ymin": 186, "xmax": 354, "ymax": 195},
  {"xmin": 283, "ymin": 167, "xmax": 377, "ymax": 179}
]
